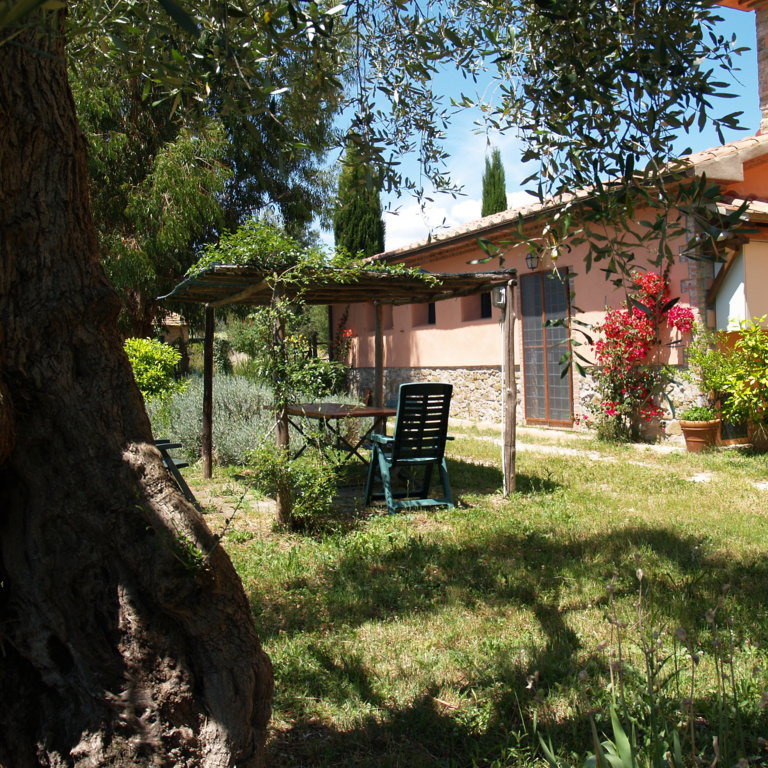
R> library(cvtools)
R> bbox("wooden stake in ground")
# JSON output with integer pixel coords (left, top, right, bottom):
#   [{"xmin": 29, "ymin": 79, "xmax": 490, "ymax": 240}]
[
  {"xmin": 502, "ymin": 280, "xmax": 517, "ymax": 495},
  {"xmin": 202, "ymin": 305, "xmax": 215, "ymax": 479},
  {"xmin": 374, "ymin": 300, "xmax": 384, "ymax": 408}
]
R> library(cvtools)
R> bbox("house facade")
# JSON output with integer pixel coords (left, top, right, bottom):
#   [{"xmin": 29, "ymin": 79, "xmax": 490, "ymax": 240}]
[{"xmin": 332, "ymin": 134, "xmax": 768, "ymax": 428}]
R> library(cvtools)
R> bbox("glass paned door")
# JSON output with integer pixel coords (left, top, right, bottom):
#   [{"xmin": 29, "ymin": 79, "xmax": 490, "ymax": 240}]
[{"xmin": 520, "ymin": 271, "xmax": 573, "ymax": 425}]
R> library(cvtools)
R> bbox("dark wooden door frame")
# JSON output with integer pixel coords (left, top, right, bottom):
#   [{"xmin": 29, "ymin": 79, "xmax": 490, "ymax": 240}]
[{"xmin": 519, "ymin": 269, "xmax": 574, "ymax": 427}]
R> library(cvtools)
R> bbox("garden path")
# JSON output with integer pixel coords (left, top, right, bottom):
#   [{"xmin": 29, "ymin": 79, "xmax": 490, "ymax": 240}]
[{"xmin": 467, "ymin": 425, "xmax": 768, "ymax": 491}]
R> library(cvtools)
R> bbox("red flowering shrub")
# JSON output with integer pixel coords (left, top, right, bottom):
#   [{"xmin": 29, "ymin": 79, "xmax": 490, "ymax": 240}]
[
  {"xmin": 589, "ymin": 272, "xmax": 694, "ymax": 441},
  {"xmin": 595, "ymin": 307, "xmax": 655, "ymax": 366},
  {"xmin": 666, "ymin": 305, "xmax": 695, "ymax": 334},
  {"xmin": 634, "ymin": 271, "xmax": 669, "ymax": 305}
]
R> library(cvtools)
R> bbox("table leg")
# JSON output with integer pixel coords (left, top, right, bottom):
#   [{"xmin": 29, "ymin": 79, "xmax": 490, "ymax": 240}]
[
  {"xmin": 337, "ymin": 421, "xmax": 379, "ymax": 466},
  {"xmin": 286, "ymin": 416, "xmax": 309, "ymax": 459}
]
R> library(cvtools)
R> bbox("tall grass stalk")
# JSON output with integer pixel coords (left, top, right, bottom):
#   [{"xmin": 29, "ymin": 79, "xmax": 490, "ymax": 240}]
[{"xmin": 585, "ymin": 564, "xmax": 754, "ymax": 768}]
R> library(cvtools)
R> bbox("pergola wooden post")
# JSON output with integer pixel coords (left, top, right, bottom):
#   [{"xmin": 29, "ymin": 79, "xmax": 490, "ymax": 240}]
[
  {"xmin": 202, "ymin": 305, "xmax": 215, "ymax": 479},
  {"xmin": 502, "ymin": 280, "xmax": 517, "ymax": 496},
  {"xmin": 271, "ymin": 286, "xmax": 293, "ymax": 526},
  {"xmin": 373, "ymin": 301, "xmax": 384, "ymax": 407}
]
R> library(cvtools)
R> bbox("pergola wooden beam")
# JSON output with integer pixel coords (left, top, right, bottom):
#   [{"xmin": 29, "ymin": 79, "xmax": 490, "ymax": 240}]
[
  {"xmin": 373, "ymin": 301, "xmax": 384, "ymax": 408},
  {"xmin": 202, "ymin": 307, "xmax": 215, "ymax": 478},
  {"xmin": 160, "ymin": 266, "xmax": 514, "ymax": 308},
  {"xmin": 209, "ymin": 279, "xmax": 270, "ymax": 308}
]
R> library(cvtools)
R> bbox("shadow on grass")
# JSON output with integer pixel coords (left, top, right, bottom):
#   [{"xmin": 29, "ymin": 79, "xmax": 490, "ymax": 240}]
[
  {"xmin": 233, "ymin": 441, "xmax": 768, "ymax": 768},
  {"xmin": 293, "ymin": 458, "xmax": 561, "ymax": 537},
  {"xmin": 267, "ymin": 675, "xmax": 766, "ymax": 768},
  {"xmin": 267, "ymin": 694, "xmax": 520, "ymax": 768},
  {"xmin": 251, "ymin": 513, "xmax": 768, "ymax": 767},
  {"xmin": 267, "ymin": 644, "xmax": 765, "ymax": 768},
  {"xmin": 433, "ymin": 458, "xmax": 561, "ymax": 497},
  {"xmin": 251, "ymin": 520, "xmax": 768, "ymax": 648}
]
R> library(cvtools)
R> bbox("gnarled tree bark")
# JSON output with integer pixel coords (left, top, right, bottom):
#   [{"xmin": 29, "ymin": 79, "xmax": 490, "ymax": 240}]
[{"xmin": 0, "ymin": 15, "xmax": 272, "ymax": 767}]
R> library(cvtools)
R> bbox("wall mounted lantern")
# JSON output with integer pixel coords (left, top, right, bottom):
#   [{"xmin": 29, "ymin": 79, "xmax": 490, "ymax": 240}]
[
  {"xmin": 525, "ymin": 249, "xmax": 540, "ymax": 271},
  {"xmin": 491, "ymin": 285, "xmax": 506, "ymax": 308}
]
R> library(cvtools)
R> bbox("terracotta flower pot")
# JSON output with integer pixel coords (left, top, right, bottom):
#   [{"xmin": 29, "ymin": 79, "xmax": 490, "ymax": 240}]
[{"xmin": 679, "ymin": 419, "xmax": 721, "ymax": 453}]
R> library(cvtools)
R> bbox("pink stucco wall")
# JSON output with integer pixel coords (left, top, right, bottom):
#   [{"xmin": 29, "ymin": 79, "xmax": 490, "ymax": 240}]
[
  {"xmin": 337, "ymin": 219, "xmax": 695, "ymax": 372},
  {"xmin": 347, "ymin": 303, "xmax": 501, "ymax": 368},
  {"xmin": 331, "ymin": 132, "xmax": 767, "ymax": 428},
  {"xmin": 729, "ymin": 160, "xmax": 768, "ymax": 199},
  {"xmin": 745, "ymin": 239, "xmax": 768, "ymax": 320}
]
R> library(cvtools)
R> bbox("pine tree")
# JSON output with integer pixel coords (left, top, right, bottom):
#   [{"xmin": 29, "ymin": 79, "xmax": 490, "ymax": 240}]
[
  {"xmin": 481, "ymin": 147, "xmax": 507, "ymax": 217},
  {"xmin": 333, "ymin": 142, "xmax": 385, "ymax": 258}
]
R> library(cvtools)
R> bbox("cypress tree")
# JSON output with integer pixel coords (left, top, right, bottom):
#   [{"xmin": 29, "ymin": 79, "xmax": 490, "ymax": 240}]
[
  {"xmin": 481, "ymin": 147, "xmax": 507, "ymax": 217},
  {"xmin": 333, "ymin": 142, "xmax": 385, "ymax": 258}
]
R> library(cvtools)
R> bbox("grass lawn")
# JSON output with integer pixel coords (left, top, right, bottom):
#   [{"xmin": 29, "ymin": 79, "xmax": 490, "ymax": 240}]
[{"xmin": 187, "ymin": 427, "xmax": 768, "ymax": 767}]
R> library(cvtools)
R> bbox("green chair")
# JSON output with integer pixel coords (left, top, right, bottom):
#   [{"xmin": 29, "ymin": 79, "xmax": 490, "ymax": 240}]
[
  {"xmin": 155, "ymin": 439, "xmax": 201, "ymax": 512},
  {"xmin": 364, "ymin": 383, "xmax": 454, "ymax": 514}
]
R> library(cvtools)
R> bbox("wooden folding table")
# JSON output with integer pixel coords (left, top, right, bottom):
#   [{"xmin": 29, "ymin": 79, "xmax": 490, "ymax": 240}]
[{"xmin": 286, "ymin": 403, "xmax": 396, "ymax": 465}]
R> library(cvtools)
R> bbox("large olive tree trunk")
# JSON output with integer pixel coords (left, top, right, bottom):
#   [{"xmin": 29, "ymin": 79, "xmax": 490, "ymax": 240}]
[{"xmin": 0, "ymin": 16, "xmax": 272, "ymax": 768}]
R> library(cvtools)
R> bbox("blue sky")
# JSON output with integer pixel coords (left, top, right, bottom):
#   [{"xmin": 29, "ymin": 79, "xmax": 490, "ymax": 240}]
[{"xmin": 322, "ymin": 5, "xmax": 761, "ymax": 252}]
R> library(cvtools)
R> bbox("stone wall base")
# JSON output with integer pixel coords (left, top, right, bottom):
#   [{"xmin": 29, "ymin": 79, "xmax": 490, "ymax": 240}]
[
  {"xmin": 350, "ymin": 363, "xmax": 705, "ymax": 440},
  {"xmin": 348, "ymin": 366, "xmax": 522, "ymax": 424}
]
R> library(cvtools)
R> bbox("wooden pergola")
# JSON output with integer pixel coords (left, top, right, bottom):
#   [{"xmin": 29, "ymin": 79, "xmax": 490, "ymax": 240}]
[{"xmin": 161, "ymin": 264, "xmax": 520, "ymax": 495}]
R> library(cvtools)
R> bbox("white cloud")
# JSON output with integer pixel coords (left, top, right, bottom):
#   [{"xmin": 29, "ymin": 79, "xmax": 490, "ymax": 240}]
[
  {"xmin": 382, "ymin": 187, "xmax": 541, "ymax": 252},
  {"xmin": 318, "ymin": 184, "xmax": 536, "ymax": 255},
  {"xmin": 320, "ymin": 106, "xmax": 536, "ymax": 253},
  {"xmin": 378, "ymin": 119, "xmax": 535, "ymax": 251},
  {"xmin": 381, "ymin": 187, "xmax": 541, "ymax": 252},
  {"xmin": 383, "ymin": 195, "xmax": 481, "ymax": 251},
  {"xmin": 441, "ymin": 123, "xmax": 530, "ymax": 197},
  {"xmin": 451, "ymin": 198, "xmax": 482, "ymax": 222},
  {"xmin": 506, "ymin": 190, "xmax": 535, "ymax": 209}
]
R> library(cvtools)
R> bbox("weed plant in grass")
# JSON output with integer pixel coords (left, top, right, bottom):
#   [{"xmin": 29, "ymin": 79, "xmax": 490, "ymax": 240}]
[{"xmin": 209, "ymin": 431, "xmax": 768, "ymax": 767}]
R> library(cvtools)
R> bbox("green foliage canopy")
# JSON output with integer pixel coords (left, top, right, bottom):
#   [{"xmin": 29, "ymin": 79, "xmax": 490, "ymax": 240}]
[
  {"xmin": 686, "ymin": 319, "xmax": 768, "ymax": 431},
  {"xmin": 4, "ymin": 0, "xmax": 751, "ymax": 291},
  {"xmin": 72, "ymin": 77, "xmax": 232, "ymax": 334},
  {"xmin": 189, "ymin": 219, "xmax": 314, "ymax": 277},
  {"xmin": 348, "ymin": 0, "xmax": 748, "ymax": 286},
  {"xmin": 717, "ymin": 318, "xmax": 768, "ymax": 427},
  {"xmin": 124, "ymin": 337, "xmax": 187, "ymax": 402},
  {"xmin": 66, "ymin": 0, "xmax": 343, "ymax": 335}
]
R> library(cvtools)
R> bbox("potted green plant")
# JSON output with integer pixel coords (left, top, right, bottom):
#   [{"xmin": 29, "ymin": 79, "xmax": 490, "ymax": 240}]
[
  {"xmin": 684, "ymin": 318, "xmax": 768, "ymax": 451},
  {"xmin": 678, "ymin": 405, "xmax": 720, "ymax": 452},
  {"xmin": 680, "ymin": 324, "xmax": 729, "ymax": 452}
]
